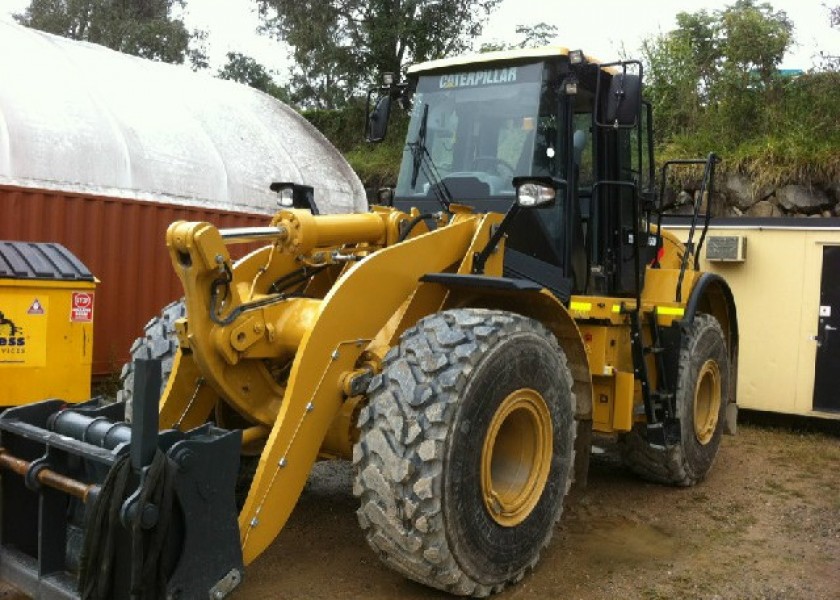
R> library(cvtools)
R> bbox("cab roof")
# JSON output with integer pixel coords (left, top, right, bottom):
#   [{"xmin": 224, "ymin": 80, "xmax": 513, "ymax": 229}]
[{"xmin": 407, "ymin": 46, "xmax": 613, "ymax": 76}]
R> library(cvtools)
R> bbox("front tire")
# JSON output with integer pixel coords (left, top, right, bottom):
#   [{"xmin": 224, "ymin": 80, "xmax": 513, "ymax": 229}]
[
  {"xmin": 116, "ymin": 299, "xmax": 185, "ymax": 420},
  {"xmin": 353, "ymin": 309, "xmax": 576, "ymax": 596},
  {"xmin": 620, "ymin": 313, "xmax": 730, "ymax": 486}
]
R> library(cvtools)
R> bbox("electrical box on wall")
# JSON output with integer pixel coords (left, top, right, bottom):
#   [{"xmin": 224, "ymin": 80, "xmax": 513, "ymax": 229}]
[{"xmin": 706, "ymin": 235, "xmax": 747, "ymax": 262}]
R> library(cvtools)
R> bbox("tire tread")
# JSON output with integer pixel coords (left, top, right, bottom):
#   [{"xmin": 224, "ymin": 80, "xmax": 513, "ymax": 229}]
[{"xmin": 353, "ymin": 309, "xmax": 576, "ymax": 596}]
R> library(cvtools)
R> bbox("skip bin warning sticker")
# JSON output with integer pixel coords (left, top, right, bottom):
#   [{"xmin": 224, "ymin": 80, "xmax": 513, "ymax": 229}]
[
  {"xmin": 0, "ymin": 295, "xmax": 48, "ymax": 367},
  {"xmin": 28, "ymin": 298, "xmax": 45, "ymax": 315},
  {"xmin": 70, "ymin": 292, "xmax": 95, "ymax": 322}
]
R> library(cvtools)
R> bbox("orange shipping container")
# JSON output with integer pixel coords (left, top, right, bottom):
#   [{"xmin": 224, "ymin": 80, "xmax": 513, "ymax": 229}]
[{"xmin": 0, "ymin": 185, "xmax": 271, "ymax": 374}]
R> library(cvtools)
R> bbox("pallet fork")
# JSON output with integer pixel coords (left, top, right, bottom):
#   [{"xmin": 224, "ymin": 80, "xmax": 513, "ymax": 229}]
[{"xmin": 0, "ymin": 360, "xmax": 244, "ymax": 600}]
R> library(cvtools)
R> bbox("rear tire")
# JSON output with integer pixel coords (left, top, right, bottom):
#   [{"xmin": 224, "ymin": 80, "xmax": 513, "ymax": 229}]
[
  {"xmin": 116, "ymin": 299, "xmax": 184, "ymax": 421},
  {"xmin": 620, "ymin": 314, "xmax": 730, "ymax": 486},
  {"xmin": 353, "ymin": 309, "xmax": 576, "ymax": 596}
]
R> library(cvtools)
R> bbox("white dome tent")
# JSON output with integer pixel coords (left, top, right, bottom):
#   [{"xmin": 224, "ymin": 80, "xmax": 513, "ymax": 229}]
[{"xmin": 0, "ymin": 20, "xmax": 366, "ymax": 214}]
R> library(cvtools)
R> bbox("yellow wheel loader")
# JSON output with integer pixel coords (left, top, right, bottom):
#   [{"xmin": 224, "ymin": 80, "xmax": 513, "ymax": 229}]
[{"xmin": 0, "ymin": 47, "xmax": 737, "ymax": 599}]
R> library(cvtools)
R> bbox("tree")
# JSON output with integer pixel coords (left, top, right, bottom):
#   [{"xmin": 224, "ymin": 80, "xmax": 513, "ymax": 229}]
[
  {"xmin": 479, "ymin": 21, "xmax": 558, "ymax": 53},
  {"xmin": 255, "ymin": 0, "xmax": 502, "ymax": 108},
  {"xmin": 15, "ymin": 0, "xmax": 206, "ymax": 67},
  {"xmin": 718, "ymin": 1, "xmax": 792, "ymax": 86},
  {"xmin": 641, "ymin": 0, "xmax": 793, "ymax": 143},
  {"xmin": 217, "ymin": 52, "xmax": 289, "ymax": 101},
  {"xmin": 514, "ymin": 22, "xmax": 558, "ymax": 48},
  {"xmin": 817, "ymin": 4, "xmax": 840, "ymax": 70}
]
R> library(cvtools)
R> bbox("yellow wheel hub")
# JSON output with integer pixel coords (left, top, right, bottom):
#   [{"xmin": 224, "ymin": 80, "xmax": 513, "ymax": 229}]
[
  {"xmin": 694, "ymin": 360, "xmax": 721, "ymax": 445},
  {"xmin": 481, "ymin": 388, "xmax": 553, "ymax": 527}
]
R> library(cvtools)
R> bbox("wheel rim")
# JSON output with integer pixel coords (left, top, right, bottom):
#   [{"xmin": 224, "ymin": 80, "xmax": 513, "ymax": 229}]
[
  {"xmin": 481, "ymin": 388, "xmax": 553, "ymax": 527},
  {"xmin": 694, "ymin": 359, "xmax": 721, "ymax": 445}
]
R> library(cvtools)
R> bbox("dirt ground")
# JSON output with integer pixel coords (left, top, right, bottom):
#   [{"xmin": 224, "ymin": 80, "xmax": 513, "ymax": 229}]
[{"xmin": 1, "ymin": 423, "xmax": 838, "ymax": 600}]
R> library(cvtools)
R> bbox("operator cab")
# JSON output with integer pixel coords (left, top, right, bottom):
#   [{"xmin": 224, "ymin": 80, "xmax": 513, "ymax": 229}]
[{"xmin": 370, "ymin": 47, "xmax": 659, "ymax": 301}]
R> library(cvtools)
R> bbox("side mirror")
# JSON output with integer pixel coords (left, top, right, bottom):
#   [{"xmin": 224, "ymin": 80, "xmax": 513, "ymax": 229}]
[
  {"xmin": 366, "ymin": 95, "xmax": 392, "ymax": 143},
  {"xmin": 604, "ymin": 73, "xmax": 641, "ymax": 127},
  {"xmin": 512, "ymin": 176, "xmax": 567, "ymax": 208}
]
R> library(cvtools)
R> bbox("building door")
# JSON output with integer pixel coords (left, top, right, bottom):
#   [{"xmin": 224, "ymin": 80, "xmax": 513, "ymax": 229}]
[{"xmin": 813, "ymin": 245, "xmax": 840, "ymax": 412}]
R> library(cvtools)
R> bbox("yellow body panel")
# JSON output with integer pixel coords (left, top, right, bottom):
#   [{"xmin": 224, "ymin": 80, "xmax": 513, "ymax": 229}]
[
  {"xmin": 572, "ymin": 264, "xmax": 707, "ymax": 434},
  {"xmin": 409, "ymin": 45, "xmax": 571, "ymax": 74},
  {"xmin": 0, "ymin": 278, "xmax": 95, "ymax": 405},
  {"xmin": 613, "ymin": 371, "xmax": 636, "ymax": 431}
]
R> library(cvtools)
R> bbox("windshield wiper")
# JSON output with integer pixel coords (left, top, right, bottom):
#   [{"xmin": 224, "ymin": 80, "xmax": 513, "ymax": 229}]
[{"xmin": 408, "ymin": 104, "xmax": 453, "ymax": 212}]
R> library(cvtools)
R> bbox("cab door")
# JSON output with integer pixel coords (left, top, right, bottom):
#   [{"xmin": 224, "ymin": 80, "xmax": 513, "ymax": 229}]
[{"xmin": 813, "ymin": 245, "xmax": 840, "ymax": 412}]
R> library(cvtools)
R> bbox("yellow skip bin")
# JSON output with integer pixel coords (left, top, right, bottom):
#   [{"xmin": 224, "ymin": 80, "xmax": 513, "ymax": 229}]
[{"xmin": 0, "ymin": 241, "xmax": 97, "ymax": 405}]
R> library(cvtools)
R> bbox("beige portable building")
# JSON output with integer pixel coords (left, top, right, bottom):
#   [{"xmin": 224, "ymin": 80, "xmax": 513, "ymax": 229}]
[{"xmin": 666, "ymin": 217, "xmax": 840, "ymax": 419}]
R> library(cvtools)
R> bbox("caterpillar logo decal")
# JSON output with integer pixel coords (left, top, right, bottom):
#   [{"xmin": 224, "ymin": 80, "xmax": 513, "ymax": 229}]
[{"xmin": 439, "ymin": 67, "xmax": 518, "ymax": 89}]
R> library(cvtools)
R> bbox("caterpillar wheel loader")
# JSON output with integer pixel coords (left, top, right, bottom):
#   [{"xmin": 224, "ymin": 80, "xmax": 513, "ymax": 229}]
[{"xmin": 0, "ymin": 46, "xmax": 737, "ymax": 599}]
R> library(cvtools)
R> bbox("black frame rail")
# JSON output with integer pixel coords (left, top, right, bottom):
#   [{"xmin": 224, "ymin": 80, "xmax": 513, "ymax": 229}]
[{"xmin": 655, "ymin": 153, "xmax": 719, "ymax": 301}]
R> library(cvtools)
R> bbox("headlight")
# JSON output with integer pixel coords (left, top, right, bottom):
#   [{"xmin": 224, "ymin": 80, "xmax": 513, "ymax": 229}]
[
  {"xmin": 278, "ymin": 188, "xmax": 294, "ymax": 207},
  {"xmin": 516, "ymin": 182, "xmax": 556, "ymax": 207}
]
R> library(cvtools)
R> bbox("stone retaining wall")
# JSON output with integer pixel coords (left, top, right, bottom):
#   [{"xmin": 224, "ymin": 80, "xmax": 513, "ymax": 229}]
[{"xmin": 673, "ymin": 174, "xmax": 840, "ymax": 218}]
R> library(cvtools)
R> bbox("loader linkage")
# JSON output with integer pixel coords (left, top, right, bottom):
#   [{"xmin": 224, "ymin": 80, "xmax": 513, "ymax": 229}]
[{"xmin": 0, "ymin": 360, "xmax": 243, "ymax": 600}]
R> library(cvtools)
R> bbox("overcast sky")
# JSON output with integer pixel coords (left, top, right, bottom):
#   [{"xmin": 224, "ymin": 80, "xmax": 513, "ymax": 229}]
[{"xmin": 2, "ymin": 0, "xmax": 838, "ymax": 79}]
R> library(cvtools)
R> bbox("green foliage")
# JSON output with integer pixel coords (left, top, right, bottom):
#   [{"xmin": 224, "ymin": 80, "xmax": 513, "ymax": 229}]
[
  {"xmin": 300, "ymin": 102, "xmax": 408, "ymax": 189},
  {"xmin": 15, "ymin": 0, "xmax": 206, "ymax": 67},
  {"xmin": 255, "ymin": 0, "xmax": 502, "ymax": 108},
  {"xmin": 817, "ymin": 4, "xmax": 840, "ymax": 70},
  {"xmin": 728, "ymin": 71, "xmax": 840, "ymax": 186},
  {"xmin": 514, "ymin": 22, "xmax": 558, "ymax": 48},
  {"xmin": 301, "ymin": 102, "xmax": 369, "ymax": 152},
  {"xmin": 217, "ymin": 52, "xmax": 289, "ymax": 101},
  {"xmin": 344, "ymin": 129, "xmax": 408, "ymax": 191},
  {"xmin": 643, "ymin": 0, "xmax": 840, "ymax": 185},
  {"xmin": 480, "ymin": 21, "xmax": 558, "ymax": 53},
  {"xmin": 302, "ymin": 1, "xmax": 838, "ymax": 193}
]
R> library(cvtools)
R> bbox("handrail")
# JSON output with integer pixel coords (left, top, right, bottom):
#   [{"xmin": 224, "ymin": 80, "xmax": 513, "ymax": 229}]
[{"xmin": 656, "ymin": 153, "xmax": 719, "ymax": 301}]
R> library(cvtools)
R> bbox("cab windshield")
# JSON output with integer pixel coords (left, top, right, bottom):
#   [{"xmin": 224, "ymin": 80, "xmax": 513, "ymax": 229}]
[{"xmin": 395, "ymin": 62, "xmax": 558, "ymax": 201}]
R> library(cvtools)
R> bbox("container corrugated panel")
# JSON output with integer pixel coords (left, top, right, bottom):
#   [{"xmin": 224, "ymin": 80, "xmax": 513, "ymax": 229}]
[
  {"xmin": 0, "ymin": 241, "xmax": 94, "ymax": 280},
  {"xmin": 0, "ymin": 184, "xmax": 270, "ymax": 375}
]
